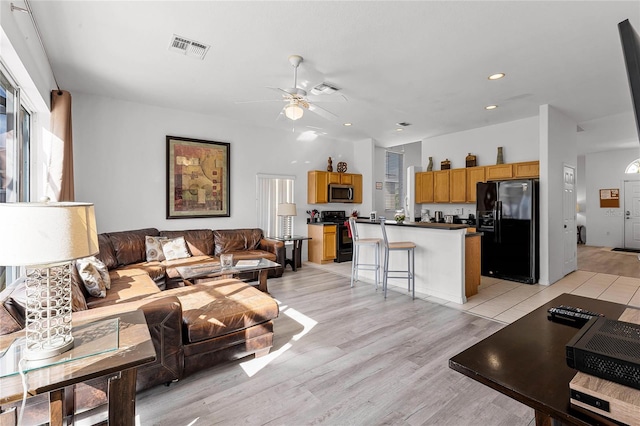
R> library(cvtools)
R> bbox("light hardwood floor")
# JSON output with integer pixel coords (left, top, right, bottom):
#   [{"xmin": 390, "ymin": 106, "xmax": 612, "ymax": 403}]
[
  {"xmin": 136, "ymin": 266, "xmax": 534, "ymax": 425},
  {"xmin": 136, "ymin": 245, "xmax": 639, "ymax": 425}
]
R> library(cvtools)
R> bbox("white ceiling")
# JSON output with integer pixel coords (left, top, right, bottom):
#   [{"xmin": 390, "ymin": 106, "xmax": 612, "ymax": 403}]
[{"xmin": 24, "ymin": 1, "xmax": 640, "ymax": 153}]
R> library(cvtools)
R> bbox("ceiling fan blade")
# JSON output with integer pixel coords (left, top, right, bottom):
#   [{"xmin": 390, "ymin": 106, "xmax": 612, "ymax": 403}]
[
  {"xmin": 235, "ymin": 99, "xmax": 284, "ymax": 104},
  {"xmin": 267, "ymin": 87, "xmax": 294, "ymax": 97},
  {"xmin": 307, "ymin": 103, "xmax": 338, "ymax": 121},
  {"xmin": 306, "ymin": 94, "xmax": 348, "ymax": 103}
]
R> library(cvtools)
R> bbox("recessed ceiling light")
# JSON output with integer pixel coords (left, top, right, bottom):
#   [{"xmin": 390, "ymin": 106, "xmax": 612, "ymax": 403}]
[
  {"xmin": 396, "ymin": 128, "xmax": 404, "ymax": 132},
  {"xmin": 343, "ymin": 123, "xmax": 352, "ymax": 126},
  {"xmin": 488, "ymin": 73, "xmax": 505, "ymax": 80},
  {"xmin": 485, "ymin": 105, "xmax": 498, "ymax": 110}
]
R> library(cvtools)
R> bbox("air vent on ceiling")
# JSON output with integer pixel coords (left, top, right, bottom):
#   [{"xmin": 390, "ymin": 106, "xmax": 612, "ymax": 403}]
[
  {"xmin": 396, "ymin": 122, "xmax": 412, "ymax": 127},
  {"xmin": 168, "ymin": 34, "xmax": 210, "ymax": 60},
  {"xmin": 311, "ymin": 82, "xmax": 339, "ymax": 95}
]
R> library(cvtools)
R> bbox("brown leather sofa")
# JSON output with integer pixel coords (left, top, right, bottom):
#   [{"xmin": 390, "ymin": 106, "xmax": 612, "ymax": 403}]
[{"xmin": 1, "ymin": 227, "xmax": 284, "ymax": 393}]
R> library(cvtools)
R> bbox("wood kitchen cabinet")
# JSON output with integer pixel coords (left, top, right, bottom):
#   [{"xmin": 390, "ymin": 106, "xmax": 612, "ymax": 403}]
[
  {"xmin": 513, "ymin": 161, "xmax": 539, "ymax": 178},
  {"xmin": 308, "ymin": 171, "xmax": 329, "ymax": 204},
  {"xmin": 434, "ymin": 170, "xmax": 450, "ymax": 203},
  {"xmin": 485, "ymin": 164, "xmax": 514, "ymax": 180},
  {"xmin": 308, "ymin": 224, "xmax": 336, "ymax": 264},
  {"xmin": 308, "ymin": 171, "xmax": 363, "ymax": 204},
  {"xmin": 449, "ymin": 168, "xmax": 467, "ymax": 203},
  {"xmin": 465, "ymin": 233, "xmax": 481, "ymax": 297},
  {"xmin": 466, "ymin": 166, "xmax": 486, "ymax": 203},
  {"xmin": 352, "ymin": 174, "xmax": 363, "ymax": 203},
  {"xmin": 415, "ymin": 171, "xmax": 434, "ymax": 203}
]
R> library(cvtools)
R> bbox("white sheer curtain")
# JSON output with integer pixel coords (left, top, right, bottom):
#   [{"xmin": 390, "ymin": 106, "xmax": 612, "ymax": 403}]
[{"xmin": 256, "ymin": 174, "xmax": 295, "ymax": 238}]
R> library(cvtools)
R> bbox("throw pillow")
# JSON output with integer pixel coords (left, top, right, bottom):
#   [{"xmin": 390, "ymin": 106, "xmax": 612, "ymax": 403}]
[
  {"xmin": 161, "ymin": 236, "xmax": 191, "ymax": 261},
  {"xmin": 76, "ymin": 260, "xmax": 107, "ymax": 298},
  {"xmin": 80, "ymin": 256, "xmax": 111, "ymax": 290},
  {"xmin": 146, "ymin": 236, "xmax": 168, "ymax": 262}
]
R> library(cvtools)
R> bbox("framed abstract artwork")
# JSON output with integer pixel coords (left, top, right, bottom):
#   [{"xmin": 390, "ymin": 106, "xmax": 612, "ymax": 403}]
[{"xmin": 166, "ymin": 136, "xmax": 230, "ymax": 218}]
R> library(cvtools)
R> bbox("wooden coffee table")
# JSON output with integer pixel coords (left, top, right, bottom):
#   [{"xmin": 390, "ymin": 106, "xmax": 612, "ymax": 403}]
[
  {"xmin": 449, "ymin": 294, "xmax": 629, "ymax": 426},
  {"xmin": 175, "ymin": 258, "xmax": 281, "ymax": 293}
]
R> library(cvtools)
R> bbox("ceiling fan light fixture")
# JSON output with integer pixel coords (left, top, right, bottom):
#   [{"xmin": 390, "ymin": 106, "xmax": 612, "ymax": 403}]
[{"xmin": 285, "ymin": 103, "xmax": 304, "ymax": 120}]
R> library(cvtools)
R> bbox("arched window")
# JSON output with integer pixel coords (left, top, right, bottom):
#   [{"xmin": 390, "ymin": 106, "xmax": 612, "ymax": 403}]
[{"xmin": 626, "ymin": 159, "xmax": 640, "ymax": 174}]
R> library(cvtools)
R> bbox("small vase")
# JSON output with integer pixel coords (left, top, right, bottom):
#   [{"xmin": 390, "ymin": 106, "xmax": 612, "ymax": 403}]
[
  {"xmin": 427, "ymin": 157, "xmax": 433, "ymax": 172},
  {"xmin": 496, "ymin": 147, "xmax": 504, "ymax": 164}
]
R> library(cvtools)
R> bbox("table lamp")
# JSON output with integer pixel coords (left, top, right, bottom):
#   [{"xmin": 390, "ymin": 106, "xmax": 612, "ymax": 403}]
[
  {"xmin": 0, "ymin": 201, "xmax": 99, "ymax": 360},
  {"xmin": 277, "ymin": 203, "xmax": 297, "ymax": 239}
]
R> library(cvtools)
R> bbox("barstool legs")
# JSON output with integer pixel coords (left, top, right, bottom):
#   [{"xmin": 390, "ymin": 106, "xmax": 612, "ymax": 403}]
[{"xmin": 382, "ymin": 247, "xmax": 415, "ymax": 300}]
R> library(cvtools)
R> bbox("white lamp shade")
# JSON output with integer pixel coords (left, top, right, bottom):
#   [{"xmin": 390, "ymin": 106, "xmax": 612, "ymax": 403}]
[
  {"xmin": 0, "ymin": 202, "xmax": 99, "ymax": 266},
  {"xmin": 277, "ymin": 203, "xmax": 297, "ymax": 217}
]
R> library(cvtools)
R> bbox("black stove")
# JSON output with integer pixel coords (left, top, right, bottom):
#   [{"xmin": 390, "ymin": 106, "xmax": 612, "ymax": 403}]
[{"xmin": 320, "ymin": 210, "xmax": 353, "ymax": 263}]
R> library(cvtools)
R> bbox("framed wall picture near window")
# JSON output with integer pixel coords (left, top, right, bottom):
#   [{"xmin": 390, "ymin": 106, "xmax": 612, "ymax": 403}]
[{"xmin": 166, "ymin": 136, "xmax": 230, "ymax": 218}]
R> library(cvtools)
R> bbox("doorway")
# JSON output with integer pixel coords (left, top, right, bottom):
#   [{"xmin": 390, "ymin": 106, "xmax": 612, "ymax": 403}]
[
  {"xmin": 563, "ymin": 164, "xmax": 577, "ymax": 276},
  {"xmin": 624, "ymin": 180, "xmax": 640, "ymax": 250}
]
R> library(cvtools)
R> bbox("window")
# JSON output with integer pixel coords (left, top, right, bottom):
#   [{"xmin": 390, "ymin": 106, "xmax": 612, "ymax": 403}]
[
  {"xmin": 256, "ymin": 174, "xmax": 295, "ymax": 238},
  {"xmin": 626, "ymin": 158, "xmax": 640, "ymax": 174},
  {"xmin": 384, "ymin": 151, "xmax": 403, "ymax": 213},
  {"xmin": 0, "ymin": 69, "xmax": 31, "ymax": 290}
]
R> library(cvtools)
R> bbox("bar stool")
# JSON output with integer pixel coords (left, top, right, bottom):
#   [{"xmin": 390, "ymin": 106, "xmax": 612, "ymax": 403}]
[
  {"xmin": 348, "ymin": 217, "xmax": 381, "ymax": 289},
  {"xmin": 380, "ymin": 221, "xmax": 416, "ymax": 299}
]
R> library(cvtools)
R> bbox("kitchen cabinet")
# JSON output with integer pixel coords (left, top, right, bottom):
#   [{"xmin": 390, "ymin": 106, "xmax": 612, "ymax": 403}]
[
  {"xmin": 308, "ymin": 171, "xmax": 363, "ymax": 204},
  {"xmin": 486, "ymin": 164, "xmax": 513, "ymax": 180},
  {"xmin": 466, "ymin": 166, "xmax": 486, "ymax": 203},
  {"xmin": 465, "ymin": 234, "xmax": 481, "ymax": 297},
  {"xmin": 415, "ymin": 171, "xmax": 434, "ymax": 203},
  {"xmin": 449, "ymin": 168, "xmax": 467, "ymax": 203},
  {"xmin": 308, "ymin": 171, "xmax": 329, "ymax": 204},
  {"xmin": 434, "ymin": 170, "xmax": 450, "ymax": 203},
  {"xmin": 513, "ymin": 161, "xmax": 539, "ymax": 178},
  {"xmin": 307, "ymin": 224, "xmax": 336, "ymax": 264},
  {"xmin": 352, "ymin": 174, "xmax": 363, "ymax": 203}
]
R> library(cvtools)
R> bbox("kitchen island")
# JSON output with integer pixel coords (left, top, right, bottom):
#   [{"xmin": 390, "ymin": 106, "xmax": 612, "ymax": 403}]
[{"xmin": 355, "ymin": 220, "xmax": 479, "ymax": 304}]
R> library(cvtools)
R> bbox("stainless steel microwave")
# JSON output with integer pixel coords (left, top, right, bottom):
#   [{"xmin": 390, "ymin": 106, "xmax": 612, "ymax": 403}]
[{"xmin": 329, "ymin": 184, "xmax": 354, "ymax": 203}]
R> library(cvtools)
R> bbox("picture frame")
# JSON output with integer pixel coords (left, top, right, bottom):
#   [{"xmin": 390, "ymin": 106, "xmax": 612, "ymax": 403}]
[{"xmin": 166, "ymin": 136, "xmax": 230, "ymax": 218}]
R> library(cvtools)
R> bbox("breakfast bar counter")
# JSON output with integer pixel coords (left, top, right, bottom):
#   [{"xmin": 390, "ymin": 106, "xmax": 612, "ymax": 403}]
[{"xmin": 355, "ymin": 220, "xmax": 475, "ymax": 304}]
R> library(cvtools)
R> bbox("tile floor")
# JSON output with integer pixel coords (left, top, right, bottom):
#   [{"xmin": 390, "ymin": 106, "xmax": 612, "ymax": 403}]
[{"xmin": 303, "ymin": 260, "xmax": 640, "ymax": 324}]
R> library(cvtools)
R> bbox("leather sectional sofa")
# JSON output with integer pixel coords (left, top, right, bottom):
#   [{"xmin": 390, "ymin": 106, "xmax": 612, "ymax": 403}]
[{"xmin": 0, "ymin": 227, "xmax": 285, "ymax": 393}]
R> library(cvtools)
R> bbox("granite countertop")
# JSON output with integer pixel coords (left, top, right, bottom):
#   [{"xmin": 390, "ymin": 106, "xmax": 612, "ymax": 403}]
[{"xmin": 355, "ymin": 219, "xmax": 468, "ymax": 231}]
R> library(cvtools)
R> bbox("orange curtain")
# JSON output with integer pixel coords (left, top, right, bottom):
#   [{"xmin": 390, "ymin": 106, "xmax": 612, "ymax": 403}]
[{"xmin": 49, "ymin": 90, "xmax": 74, "ymax": 201}]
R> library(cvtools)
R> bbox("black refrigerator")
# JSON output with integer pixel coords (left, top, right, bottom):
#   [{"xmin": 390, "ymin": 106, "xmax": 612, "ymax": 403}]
[{"xmin": 476, "ymin": 179, "xmax": 539, "ymax": 284}]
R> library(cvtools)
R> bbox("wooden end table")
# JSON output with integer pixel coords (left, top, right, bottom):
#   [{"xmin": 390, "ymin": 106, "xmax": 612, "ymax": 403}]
[
  {"xmin": 269, "ymin": 236, "xmax": 311, "ymax": 271},
  {"xmin": 0, "ymin": 310, "xmax": 155, "ymax": 426}
]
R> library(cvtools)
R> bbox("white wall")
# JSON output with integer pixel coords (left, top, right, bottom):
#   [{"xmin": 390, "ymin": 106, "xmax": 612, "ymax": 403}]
[
  {"xmin": 539, "ymin": 105, "xmax": 577, "ymax": 285},
  {"xmin": 585, "ymin": 148, "xmax": 640, "ymax": 247},
  {"xmin": 352, "ymin": 138, "xmax": 375, "ymax": 215},
  {"xmin": 72, "ymin": 92, "xmax": 357, "ymax": 235},
  {"xmin": 419, "ymin": 116, "xmax": 540, "ymax": 216}
]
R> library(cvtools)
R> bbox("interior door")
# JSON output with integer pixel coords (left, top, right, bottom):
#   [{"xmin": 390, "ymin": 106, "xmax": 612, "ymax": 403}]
[
  {"xmin": 624, "ymin": 180, "xmax": 640, "ymax": 249},
  {"xmin": 563, "ymin": 165, "xmax": 577, "ymax": 276}
]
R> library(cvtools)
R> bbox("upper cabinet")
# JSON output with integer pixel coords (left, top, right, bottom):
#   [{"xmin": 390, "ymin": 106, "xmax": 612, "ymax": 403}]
[
  {"xmin": 434, "ymin": 170, "xmax": 450, "ymax": 203},
  {"xmin": 466, "ymin": 166, "xmax": 486, "ymax": 203},
  {"xmin": 513, "ymin": 161, "xmax": 539, "ymax": 178},
  {"xmin": 415, "ymin": 160, "xmax": 539, "ymax": 204},
  {"xmin": 308, "ymin": 170, "xmax": 363, "ymax": 204},
  {"xmin": 415, "ymin": 171, "xmax": 434, "ymax": 203},
  {"xmin": 449, "ymin": 168, "xmax": 467, "ymax": 203},
  {"xmin": 485, "ymin": 164, "xmax": 513, "ymax": 180}
]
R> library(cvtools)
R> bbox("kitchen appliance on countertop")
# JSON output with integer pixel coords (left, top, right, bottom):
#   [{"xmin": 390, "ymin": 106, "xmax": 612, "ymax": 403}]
[
  {"xmin": 434, "ymin": 211, "xmax": 444, "ymax": 223},
  {"xmin": 477, "ymin": 179, "xmax": 539, "ymax": 284},
  {"xmin": 320, "ymin": 210, "xmax": 352, "ymax": 263}
]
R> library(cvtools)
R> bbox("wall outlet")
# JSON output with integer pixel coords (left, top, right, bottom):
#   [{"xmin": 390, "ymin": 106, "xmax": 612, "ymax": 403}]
[{"xmin": 454, "ymin": 208, "xmax": 463, "ymax": 215}]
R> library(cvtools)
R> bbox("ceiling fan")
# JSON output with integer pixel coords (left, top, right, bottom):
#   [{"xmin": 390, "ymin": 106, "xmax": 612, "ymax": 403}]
[{"xmin": 237, "ymin": 55, "xmax": 346, "ymax": 121}]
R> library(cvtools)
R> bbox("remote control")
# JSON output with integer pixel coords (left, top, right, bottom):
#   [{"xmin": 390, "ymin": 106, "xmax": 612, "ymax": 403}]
[{"xmin": 547, "ymin": 305, "xmax": 605, "ymax": 327}]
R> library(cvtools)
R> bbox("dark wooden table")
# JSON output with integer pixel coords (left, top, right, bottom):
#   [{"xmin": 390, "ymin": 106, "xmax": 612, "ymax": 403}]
[
  {"xmin": 0, "ymin": 309, "xmax": 155, "ymax": 426},
  {"xmin": 269, "ymin": 236, "xmax": 311, "ymax": 271},
  {"xmin": 449, "ymin": 293, "xmax": 628, "ymax": 426}
]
